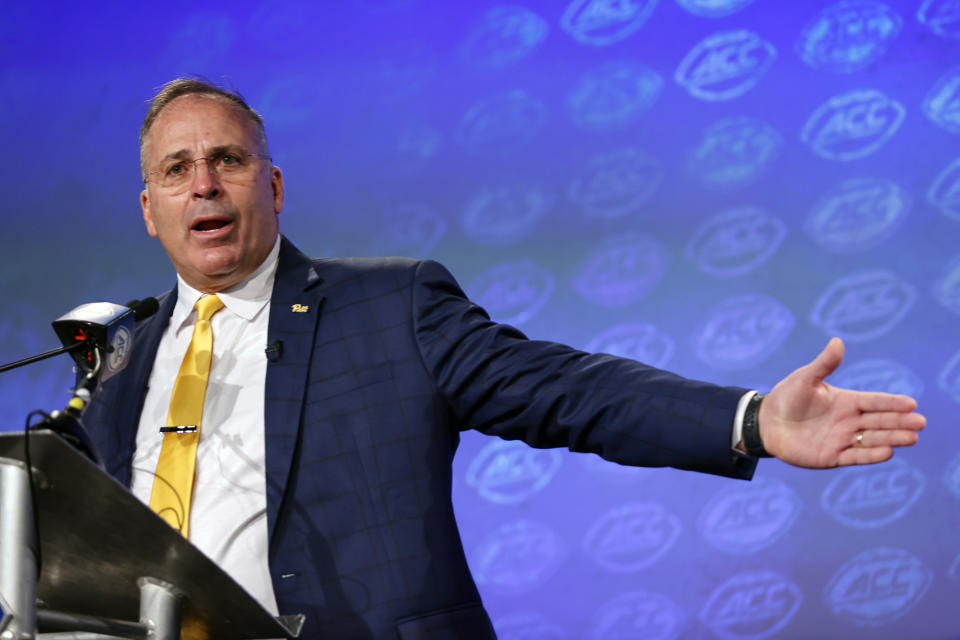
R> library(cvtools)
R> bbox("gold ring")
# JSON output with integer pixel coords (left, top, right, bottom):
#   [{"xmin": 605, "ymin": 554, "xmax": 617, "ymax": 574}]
[{"xmin": 856, "ymin": 431, "xmax": 864, "ymax": 446}]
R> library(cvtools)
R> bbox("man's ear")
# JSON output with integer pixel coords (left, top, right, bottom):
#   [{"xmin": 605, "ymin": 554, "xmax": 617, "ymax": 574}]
[
  {"xmin": 141, "ymin": 189, "xmax": 158, "ymax": 237},
  {"xmin": 271, "ymin": 166, "xmax": 285, "ymax": 215}
]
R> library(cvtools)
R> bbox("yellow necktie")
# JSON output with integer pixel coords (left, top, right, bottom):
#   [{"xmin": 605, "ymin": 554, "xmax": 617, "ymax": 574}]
[{"xmin": 149, "ymin": 294, "xmax": 225, "ymax": 537}]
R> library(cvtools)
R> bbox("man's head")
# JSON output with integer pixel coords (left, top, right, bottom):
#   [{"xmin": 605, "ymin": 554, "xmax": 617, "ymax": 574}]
[{"xmin": 139, "ymin": 78, "xmax": 283, "ymax": 293}]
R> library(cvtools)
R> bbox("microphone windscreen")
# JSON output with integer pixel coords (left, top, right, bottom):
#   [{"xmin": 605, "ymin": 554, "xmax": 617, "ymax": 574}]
[
  {"xmin": 134, "ymin": 297, "xmax": 160, "ymax": 321},
  {"xmin": 125, "ymin": 297, "xmax": 160, "ymax": 321}
]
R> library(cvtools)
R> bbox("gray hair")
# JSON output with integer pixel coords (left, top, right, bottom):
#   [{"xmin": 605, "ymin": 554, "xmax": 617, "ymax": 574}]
[{"xmin": 139, "ymin": 77, "xmax": 269, "ymax": 178}]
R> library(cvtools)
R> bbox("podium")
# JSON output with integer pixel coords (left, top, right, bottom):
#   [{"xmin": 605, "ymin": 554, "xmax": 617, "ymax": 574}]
[{"xmin": 0, "ymin": 430, "xmax": 304, "ymax": 639}]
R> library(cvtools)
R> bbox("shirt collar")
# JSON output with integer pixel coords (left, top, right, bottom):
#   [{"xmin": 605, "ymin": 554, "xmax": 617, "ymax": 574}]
[{"xmin": 171, "ymin": 235, "xmax": 281, "ymax": 332}]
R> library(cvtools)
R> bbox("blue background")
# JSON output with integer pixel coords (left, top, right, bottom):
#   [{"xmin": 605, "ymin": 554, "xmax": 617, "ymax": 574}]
[{"xmin": 2, "ymin": 1, "xmax": 959, "ymax": 637}]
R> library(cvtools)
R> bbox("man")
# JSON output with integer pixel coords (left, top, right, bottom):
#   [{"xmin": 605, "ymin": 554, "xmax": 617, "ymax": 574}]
[{"xmin": 83, "ymin": 79, "xmax": 925, "ymax": 639}]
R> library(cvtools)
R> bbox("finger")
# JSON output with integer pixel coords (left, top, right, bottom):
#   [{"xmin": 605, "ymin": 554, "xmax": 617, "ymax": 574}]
[
  {"xmin": 851, "ymin": 428, "xmax": 920, "ymax": 448},
  {"xmin": 837, "ymin": 446, "xmax": 894, "ymax": 466},
  {"xmin": 852, "ymin": 391, "xmax": 919, "ymax": 413},
  {"xmin": 806, "ymin": 337, "xmax": 845, "ymax": 381},
  {"xmin": 855, "ymin": 411, "xmax": 926, "ymax": 431}
]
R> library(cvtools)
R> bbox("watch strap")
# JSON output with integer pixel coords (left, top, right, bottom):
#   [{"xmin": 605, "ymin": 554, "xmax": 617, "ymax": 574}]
[{"xmin": 742, "ymin": 393, "xmax": 772, "ymax": 458}]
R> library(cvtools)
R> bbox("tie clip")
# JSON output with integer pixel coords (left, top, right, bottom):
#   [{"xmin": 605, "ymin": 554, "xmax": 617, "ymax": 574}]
[{"xmin": 160, "ymin": 426, "xmax": 198, "ymax": 434}]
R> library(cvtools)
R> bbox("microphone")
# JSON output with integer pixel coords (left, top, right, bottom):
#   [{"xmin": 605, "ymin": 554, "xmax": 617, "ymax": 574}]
[
  {"xmin": 49, "ymin": 297, "xmax": 159, "ymax": 383},
  {"xmin": 126, "ymin": 297, "xmax": 160, "ymax": 322},
  {"xmin": 0, "ymin": 296, "xmax": 160, "ymax": 466},
  {"xmin": 52, "ymin": 303, "xmax": 134, "ymax": 383},
  {"xmin": 0, "ymin": 298, "xmax": 159, "ymax": 376},
  {"xmin": 265, "ymin": 339, "xmax": 283, "ymax": 362},
  {"xmin": 43, "ymin": 296, "xmax": 158, "ymax": 466}
]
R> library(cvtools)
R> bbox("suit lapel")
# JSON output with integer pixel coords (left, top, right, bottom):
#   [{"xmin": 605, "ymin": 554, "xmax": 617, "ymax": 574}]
[{"xmin": 264, "ymin": 236, "xmax": 325, "ymax": 539}]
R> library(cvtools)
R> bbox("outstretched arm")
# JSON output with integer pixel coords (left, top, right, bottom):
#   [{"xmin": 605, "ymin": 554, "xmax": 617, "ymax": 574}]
[{"xmin": 747, "ymin": 337, "xmax": 926, "ymax": 468}]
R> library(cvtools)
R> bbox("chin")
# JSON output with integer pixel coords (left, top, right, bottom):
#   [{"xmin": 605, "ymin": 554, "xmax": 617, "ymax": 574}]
[
  {"xmin": 195, "ymin": 247, "xmax": 241, "ymax": 272},
  {"xmin": 178, "ymin": 259, "xmax": 240, "ymax": 290}
]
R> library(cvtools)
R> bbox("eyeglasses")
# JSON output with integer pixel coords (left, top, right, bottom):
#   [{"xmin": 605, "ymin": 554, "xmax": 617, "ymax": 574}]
[{"xmin": 144, "ymin": 150, "xmax": 272, "ymax": 189}]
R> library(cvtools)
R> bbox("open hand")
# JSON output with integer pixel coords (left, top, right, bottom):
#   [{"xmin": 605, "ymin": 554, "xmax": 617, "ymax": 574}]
[{"xmin": 758, "ymin": 338, "xmax": 926, "ymax": 468}]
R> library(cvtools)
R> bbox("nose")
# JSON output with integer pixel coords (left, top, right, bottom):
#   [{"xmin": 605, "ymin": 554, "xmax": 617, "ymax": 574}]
[{"xmin": 191, "ymin": 158, "xmax": 221, "ymax": 199}]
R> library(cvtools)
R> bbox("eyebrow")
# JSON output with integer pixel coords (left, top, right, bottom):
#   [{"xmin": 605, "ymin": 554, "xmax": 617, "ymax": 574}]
[{"xmin": 159, "ymin": 144, "xmax": 245, "ymax": 164}]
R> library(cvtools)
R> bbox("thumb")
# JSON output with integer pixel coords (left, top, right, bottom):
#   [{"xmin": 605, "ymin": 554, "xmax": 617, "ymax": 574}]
[{"xmin": 805, "ymin": 337, "xmax": 845, "ymax": 381}]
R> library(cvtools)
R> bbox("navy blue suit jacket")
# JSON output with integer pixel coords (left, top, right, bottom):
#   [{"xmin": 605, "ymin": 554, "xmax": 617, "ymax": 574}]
[{"xmin": 83, "ymin": 237, "xmax": 756, "ymax": 639}]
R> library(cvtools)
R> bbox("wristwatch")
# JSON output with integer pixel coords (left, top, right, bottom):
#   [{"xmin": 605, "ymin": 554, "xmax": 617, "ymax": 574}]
[{"xmin": 742, "ymin": 393, "xmax": 773, "ymax": 458}]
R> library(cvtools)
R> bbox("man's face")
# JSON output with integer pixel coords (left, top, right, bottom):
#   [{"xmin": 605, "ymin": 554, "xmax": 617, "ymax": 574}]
[{"xmin": 140, "ymin": 94, "xmax": 284, "ymax": 292}]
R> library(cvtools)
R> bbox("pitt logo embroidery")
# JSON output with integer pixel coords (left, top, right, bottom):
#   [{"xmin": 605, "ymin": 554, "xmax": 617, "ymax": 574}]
[{"xmin": 291, "ymin": 304, "xmax": 309, "ymax": 313}]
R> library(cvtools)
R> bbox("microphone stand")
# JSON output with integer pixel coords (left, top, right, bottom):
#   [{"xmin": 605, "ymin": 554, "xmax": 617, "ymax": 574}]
[
  {"xmin": 34, "ymin": 348, "xmax": 105, "ymax": 467},
  {"xmin": 1, "ymin": 341, "xmax": 105, "ymax": 467},
  {"xmin": 0, "ymin": 341, "xmax": 87, "ymax": 373}
]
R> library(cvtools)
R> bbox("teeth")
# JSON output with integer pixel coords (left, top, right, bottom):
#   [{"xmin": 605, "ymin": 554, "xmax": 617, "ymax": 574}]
[{"xmin": 194, "ymin": 220, "xmax": 229, "ymax": 232}]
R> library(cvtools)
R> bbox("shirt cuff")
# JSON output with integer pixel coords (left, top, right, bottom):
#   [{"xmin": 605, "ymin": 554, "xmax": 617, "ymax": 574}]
[{"xmin": 732, "ymin": 390, "xmax": 759, "ymax": 453}]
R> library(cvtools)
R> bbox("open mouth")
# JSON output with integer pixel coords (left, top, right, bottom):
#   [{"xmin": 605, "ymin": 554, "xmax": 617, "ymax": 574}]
[{"xmin": 192, "ymin": 218, "xmax": 233, "ymax": 233}]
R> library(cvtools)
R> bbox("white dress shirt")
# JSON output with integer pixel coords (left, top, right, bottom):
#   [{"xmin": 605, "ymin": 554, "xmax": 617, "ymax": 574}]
[
  {"xmin": 733, "ymin": 390, "xmax": 758, "ymax": 451},
  {"xmin": 130, "ymin": 237, "xmax": 281, "ymax": 615}
]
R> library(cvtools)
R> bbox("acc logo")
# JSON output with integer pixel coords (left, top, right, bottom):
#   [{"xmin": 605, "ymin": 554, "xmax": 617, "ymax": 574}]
[
  {"xmin": 922, "ymin": 68, "xmax": 960, "ymax": 133},
  {"xmin": 934, "ymin": 254, "xmax": 960, "ymax": 315},
  {"xmin": 927, "ymin": 156, "xmax": 960, "ymax": 221},
  {"xmin": 469, "ymin": 260, "xmax": 554, "ymax": 325},
  {"xmin": 698, "ymin": 478, "xmax": 801, "ymax": 553},
  {"xmin": 560, "ymin": 0, "xmax": 660, "ymax": 46},
  {"xmin": 393, "ymin": 121, "xmax": 441, "ymax": 168},
  {"xmin": 677, "ymin": 0, "xmax": 753, "ymax": 18},
  {"xmin": 496, "ymin": 612, "xmax": 566, "ymax": 640},
  {"xmin": 810, "ymin": 270, "xmax": 915, "ymax": 342},
  {"xmin": 693, "ymin": 294, "xmax": 794, "ymax": 371},
  {"xmin": 832, "ymin": 359, "xmax": 924, "ymax": 398},
  {"xmin": 460, "ymin": 6, "xmax": 548, "ymax": 69},
  {"xmin": 582, "ymin": 502, "xmax": 682, "ymax": 573},
  {"xmin": 944, "ymin": 450, "xmax": 960, "ymax": 499},
  {"xmin": 589, "ymin": 591, "xmax": 684, "ymax": 640},
  {"xmin": 939, "ymin": 347, "xmax": 960, "ymax": 404},
  {"xmin": 675, "ymin": 0, "xmax": 756, "ymax": 18},
  {"xmin": 105, "ymin": 325, "xmax": 132, "ymax": 376},
  {"xmin": 472, "ymin": 520, "xmax": 565, "ymax": 593},
  {"xmin": 585, "ymin": 322, "xmax": 674, "ymax": 368},
  {"xmin": 456, "ymin": 90, "xmax": 548, "ymax": 154},
  {"xmin": 675, "ymin": 30, "xmax": 776, "ymax": 101},
  {"xmin": 821, "ymin": 458, "xmax": 925, "ymax": 529},
  {"xmin": 465, "ymin": 439, "xmax": 562, "ymax": 504},
  {"xmin": 257, "ymin": 74, "xmax": 337, "ymax": 127},
  {"xmin": 700, "ymin": 570, "xmax": 802, "ymax": 640},
  {"xmin": 375, "ymin": 39, "xmax": 437, "ymax": 102},
  {"xmin": 805, "ymin": 177, "xmax": 911, "ymax": 253},
  {"xmin": 686, "ymin": 207, "xmax": 786, "ymax": 277},
  {"xmin": 568, "ymin": 148, "xmax": 664, "ymax": 219},
  {"xmin": 801, "ymin": 89, "xmax": 905, "ymax": 161},
  {"xmin": 566, "ymin": 61, "xmax": 663, "ymax": 132},
  {"xmin": 796, "ymin": 1, "xmax": 902, "ymax": 73},
  {"xmin": 164, "ymin": 12, "xmax": 234, "ymax": 72},
  {"xmin": 825, "ymin": 548, "xmax": 932, "ymax": 625},
  {"xmin": 571, "ymin": 234, "xmax": 668, "ymax": 307},
  {"xmin": 371, "ymin": 204, "xmax": 446, "ymax": 257},
  {"xmin": 688, "ymin": 117, "xmax": 782, "ymax": 189},
  {"xmin": 462, "ymin": 183, "xmax": 553, "ymax": 247},
  {"xmin": 918, "ymin": 0, "xmax": 960, "ymax": 39}
]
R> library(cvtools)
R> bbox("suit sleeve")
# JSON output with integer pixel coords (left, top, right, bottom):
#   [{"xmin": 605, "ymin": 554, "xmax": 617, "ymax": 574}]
[{"xmin": 410, "ymin": 259, "xmax": 756, "ymax": 480}]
